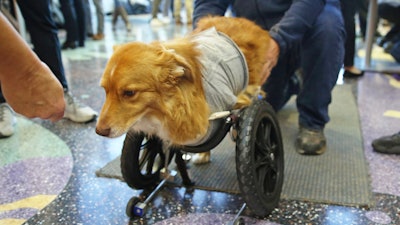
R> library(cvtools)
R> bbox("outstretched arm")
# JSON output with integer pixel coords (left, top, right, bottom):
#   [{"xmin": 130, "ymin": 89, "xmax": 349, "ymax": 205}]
[{"xmin": 0, "ymin": 12, "xmax": 65, "ymax": 121}]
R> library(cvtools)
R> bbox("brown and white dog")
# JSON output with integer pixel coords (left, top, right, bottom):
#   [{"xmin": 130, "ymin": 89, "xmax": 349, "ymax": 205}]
[{"xmin": 95, "ymin": 16, "xmax": 272, "ymax": 164}]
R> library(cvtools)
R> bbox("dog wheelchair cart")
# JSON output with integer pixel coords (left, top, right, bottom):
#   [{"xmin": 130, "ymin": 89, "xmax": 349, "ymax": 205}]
[{"xmin": 120, "ymin": 99, "xmax": 284, "ymax": 221}]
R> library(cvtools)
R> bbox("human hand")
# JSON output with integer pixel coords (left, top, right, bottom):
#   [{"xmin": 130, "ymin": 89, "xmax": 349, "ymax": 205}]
[
  {"xmin": 260, "ymin": 38, "xmax": 280, "ymax": 84},
  {"xmin": 1, "ymin": 62, "xmax": 65, "ymax": 121}
]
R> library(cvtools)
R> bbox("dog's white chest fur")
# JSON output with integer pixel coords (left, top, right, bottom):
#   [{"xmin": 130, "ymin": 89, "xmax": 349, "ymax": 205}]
[
  {"xmin": 132, "ymin": 117, "xmax": 204, "ymax": 145},
  {"xmin": 132, "ymin": 117, "xmax": 167, "ymax": 139}
]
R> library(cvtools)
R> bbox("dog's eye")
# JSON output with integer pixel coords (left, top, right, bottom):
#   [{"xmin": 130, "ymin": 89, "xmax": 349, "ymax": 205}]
[{"xmin": 123, "ymin": 90, "xmax": 135, "ymax": 97}]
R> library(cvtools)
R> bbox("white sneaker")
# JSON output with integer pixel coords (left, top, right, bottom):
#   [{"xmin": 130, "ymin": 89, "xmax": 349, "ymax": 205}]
[
  {"xmin": 126, "ymin": 23, "xmax": 132, "ymax": 32},
  {"xmin": 0, "ymin": 103, "xmax": 16, "ymax": 138},
  {"xmin": 150, "ymin": 18, "xmax": 164, "ymax": 27},
  {"xmin": 161, "ymin": 17, "xmax": 171, "ymax": 24},
  {"xmin": 63, "ymin": 91, "xmax": 97, "ymax": 123},
  {"xmin": 192, "ymin": 152, "xmax": 211, "ymax": 165}
]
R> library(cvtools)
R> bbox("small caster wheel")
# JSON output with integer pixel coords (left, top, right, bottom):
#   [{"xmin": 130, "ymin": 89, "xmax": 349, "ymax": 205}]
[
  {"xmin": 126, "ymin": 197, "xmax": 141, "ymax": 218},
  {"xmin": 234, "ymin": 217, "xmax": 245, "ymax": 225}
]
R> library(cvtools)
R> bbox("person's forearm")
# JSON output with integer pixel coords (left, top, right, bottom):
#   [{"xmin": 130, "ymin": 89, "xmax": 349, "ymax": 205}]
[
  {"xmin": 0, "ymin": 12, "xmax": 43, "ymax": 83},
  {"xmin": 269, "ymin": 0, "xmax": 325, "ymax": 55}
]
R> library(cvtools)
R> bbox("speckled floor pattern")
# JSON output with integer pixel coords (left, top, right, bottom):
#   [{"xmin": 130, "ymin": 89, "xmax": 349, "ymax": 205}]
[{"xmin": 1, "ymin": 15, "xmax": 400, "ymax": 225}]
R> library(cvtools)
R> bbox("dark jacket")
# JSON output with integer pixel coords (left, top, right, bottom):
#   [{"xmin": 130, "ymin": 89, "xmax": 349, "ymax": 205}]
[{"xmin": 193, "ymin": 0, "xmax": 327, "ymax": 55}]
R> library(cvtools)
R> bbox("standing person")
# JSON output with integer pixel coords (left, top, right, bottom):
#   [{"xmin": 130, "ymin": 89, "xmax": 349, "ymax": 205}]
[
  {"xmin": 356, "ymin": 0, "xmax": 370, "ymax": 39},
  {"xmin": 340, "ymin": 0, "xmax": 365, "ymax": 78},
  {"xmin": 84, "ymin": 0, "xmax": 94, "ymax": 37},
  {"xmin": 59, "ymin": 0, "xmax": 87, "ymax": 49},
  {"xmin": 192, "ymin": 0, "xmax": 345, "ymax": 160},
  {"xmin": 162, "ymin": 0, "xmax": 172, "ymax": 24},
  {"xmin": 0, "ymin": 12, "xmax": 65, "ymax": 132},
  {"xmin": 85, "ymin": 0, "xmax": 104, "ymax": 39},
  {"xmin": 174, "ymin": 0, "xmax": 193, "ymax": 25},
  {"xmin": 150, "ymin": 0, "xmax": 172, "ymax": 26},
  {"xmin": 91, "ymin": 0, "xmax": 105, "ymax": 40},
  {"xmin": 0, "ymin": 0, "xmax": 98, "ymax": 138},
  {"xmin": 112, "ymin": 0, "xmax": 131, "ymax": 31}
]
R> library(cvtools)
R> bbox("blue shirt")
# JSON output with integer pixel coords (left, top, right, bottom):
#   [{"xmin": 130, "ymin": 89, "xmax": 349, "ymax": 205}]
[{"xmin": 193, "ymin": 0, "xmax": 327, "ymax": 55}]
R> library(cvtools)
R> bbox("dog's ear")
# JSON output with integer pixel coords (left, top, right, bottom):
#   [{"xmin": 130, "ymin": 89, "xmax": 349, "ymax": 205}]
[{"xmin": 166, "ymin": 50, "xmax": 194, "ymax": 83}]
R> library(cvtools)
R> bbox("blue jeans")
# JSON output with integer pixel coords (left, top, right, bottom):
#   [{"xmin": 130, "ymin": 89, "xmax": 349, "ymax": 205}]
[{"xmin": 262, "ymin": 0, "xmax": 345, "ymax": 130}]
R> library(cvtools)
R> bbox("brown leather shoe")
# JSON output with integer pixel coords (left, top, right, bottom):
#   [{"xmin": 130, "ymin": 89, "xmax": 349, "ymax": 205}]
[
  {"xmin": 92, "ymin": 33, "xmax": 104, "ymax": 40},
  {"xmin": 295, "ymin": 126, "xmax": 326, "ymax": 155}
]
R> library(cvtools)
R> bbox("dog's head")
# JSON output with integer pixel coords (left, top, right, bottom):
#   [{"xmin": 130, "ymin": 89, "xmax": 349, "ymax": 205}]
[{"xmin": 95, "ymin": 41, "xmax": 199, "ymax": 139}]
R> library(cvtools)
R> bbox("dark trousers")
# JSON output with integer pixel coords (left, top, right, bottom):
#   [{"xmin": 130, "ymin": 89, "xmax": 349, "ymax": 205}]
[
  {"xmin": 340, "ymin": 0, "xmax": 357, "ymax": 67},
  {"xmin": 0, "ymin": 0, "xmax": 68, "ymax": 103},
  {"xmin": 379, "ymin": 2, "xmax": 400, "ymax": 42},
  {"xmin": 60, "ymin": 0, "xmax": 86, "ymax": 45},
  {"xmin": 263, "ymin": 0, "xmax": 345, "ymax": 130}
]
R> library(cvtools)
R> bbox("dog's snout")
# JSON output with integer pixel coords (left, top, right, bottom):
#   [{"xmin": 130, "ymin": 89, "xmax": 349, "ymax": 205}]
[{"xmin": 96, "ymin": 127, "xmax": 111, "ymax": 137}]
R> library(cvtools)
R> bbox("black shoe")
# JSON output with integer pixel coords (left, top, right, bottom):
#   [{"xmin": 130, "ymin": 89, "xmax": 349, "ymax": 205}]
[
  {"xmin": 295, "ymin": 126, "xmax": 326, "ymax": 155},
  {"xmin": 377, "ymin": 36, "xmax": 388, "ymax": 47},
  {"xmin": 372, "ymin": 132, "xmax": 400, "ymax": 154},
  {"xmin": 343, "ymin": 70, "xmax": 364, "ymax": 78},
  {"xmin": 383, "ymin": 41, "xmax": 395, "ymax": 53},
  {"xmin": 61, "ymin": 41, "xmax": 77, "ymax": 50}
]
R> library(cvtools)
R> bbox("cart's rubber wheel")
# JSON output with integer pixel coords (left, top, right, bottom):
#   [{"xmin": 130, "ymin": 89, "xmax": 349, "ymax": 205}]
[
  {"xmin": 126, "ymin": 196, "xmax": 141, "ymax": 218},
  {"xmin": 234, "ymin": 217, "xmax": 246, "ymax": 225},
  {"xmin": 236, "ymin": 100, "xmax": 284, "ymax": 217},
  {"xmin": 121, "ymin": 131, "xmax": 169, "ymax": 189}
]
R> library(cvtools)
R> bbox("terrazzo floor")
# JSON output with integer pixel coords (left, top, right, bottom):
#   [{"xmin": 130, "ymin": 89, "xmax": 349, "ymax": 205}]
[{"xmin": 1, "ymin": 14, "xmax": 400, "ymax": 225}]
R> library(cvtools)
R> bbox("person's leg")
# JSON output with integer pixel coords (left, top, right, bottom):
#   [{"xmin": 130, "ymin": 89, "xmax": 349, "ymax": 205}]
[
  {"xmin": 93, "ymin": 0, "xmax": 104, "ymax": 35},
  {"xmin": 74, "ymin": 0, "xmax": 86, "ymax": 46},
  {"xmin": 59, "ymin": 0, "xmax": 79, "ymax": 47},
  {"xmin": 340, "ymin": 0, "xmax": 363, "ymax": 77},
  {"xmin": 112, "ymin": 0, "xmax": 120, "ymax": 28},
  {"xmin": 356, "ymin": 0, "xmax": 370, "ymax": 38},
  {"xmin": 340, "ymin": 0, "xmax": 356, "ymax": 68},
  {"xmin": 151, "ymin": 0, "xmax": 161, "ymax": 19},
  {"xmin": 262, "ymin": 50, "xmax": 299, "ymax": 112},
  {"xmin": 119, "ymin": 6, "xmax": 131, "ymax": 29},
  {"xmin": 84, "ymin": 0, "xmax": 93, "ymax": 36},
  {"xmin": 17, "ymin": 0, "xmax": 69, "ymax": 89},
  {"xmin": 173, "ymin": 0, "xmax": 182, "ymax": 24},
  {"xmin": 184, "ymin": 0, "xmax": 193, "ymax": 24},
  {"xmin": 162, "ymin": 0, "xmax": 171, "ymax": 17},
  {"xmin": 150, "ymin": 0, "xmax": 165, "ymax": 26},
  {"xmin": 292, "ymin": 0, "xmax": 345, "ymax": 155},
  {"xmin": 298, "ymin": 0, "xmax": 345, "ymax": 131}
]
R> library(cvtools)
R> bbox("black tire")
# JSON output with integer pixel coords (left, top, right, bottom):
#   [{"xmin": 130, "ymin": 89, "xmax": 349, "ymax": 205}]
[
  {"xmin": 235, "ymin": 100, "xmax": 284, "ymax": 217},
  {"xmin": 125, "ymin": 196, "xmax": 141, "ymax": 218},
  {"xmin": 121, "ymin": 131, "xmax": 167, "ymax": 189}
]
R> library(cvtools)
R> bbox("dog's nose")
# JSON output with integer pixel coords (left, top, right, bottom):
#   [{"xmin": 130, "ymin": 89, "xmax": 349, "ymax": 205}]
[{"xmin": 95, "ymin": 127, "xmax": 111, "ymax": 137}]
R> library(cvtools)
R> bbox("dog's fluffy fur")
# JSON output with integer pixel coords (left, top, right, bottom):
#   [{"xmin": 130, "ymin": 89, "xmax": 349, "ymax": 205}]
[{"xmin": 96, "ymin": 17, "xmax": 272, "ymax": 161}]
